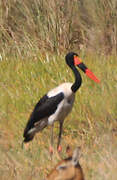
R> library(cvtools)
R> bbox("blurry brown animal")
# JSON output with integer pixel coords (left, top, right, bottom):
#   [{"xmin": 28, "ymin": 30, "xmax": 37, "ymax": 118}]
[{"xmin": 46, "ymin": 146, "xmax": 84, "ymax": 180}]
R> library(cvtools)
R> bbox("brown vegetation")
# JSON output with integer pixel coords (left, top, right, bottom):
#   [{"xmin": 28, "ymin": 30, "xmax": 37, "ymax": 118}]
[{"xmin": 0, "ymin": 0, "xmax": 117, "ymax": 56}]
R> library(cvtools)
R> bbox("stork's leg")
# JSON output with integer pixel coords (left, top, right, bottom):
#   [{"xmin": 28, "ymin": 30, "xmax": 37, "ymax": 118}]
[
  {"xmin": 49, "ymin": 123, "xmax": 54, "ymax": 154},
  {"xmin": 57, "ymin": 121, "xmax": 63, "ymax": 152}
]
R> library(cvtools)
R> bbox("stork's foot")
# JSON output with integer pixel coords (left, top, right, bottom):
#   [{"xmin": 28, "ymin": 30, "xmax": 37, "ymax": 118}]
[
  {"xmin": 49, "ymin": 146, "xmax": 54, "ymax": 155},
  {"xmin": 57, "ymin": 145, "xmax": 62, "ymax": 153}
]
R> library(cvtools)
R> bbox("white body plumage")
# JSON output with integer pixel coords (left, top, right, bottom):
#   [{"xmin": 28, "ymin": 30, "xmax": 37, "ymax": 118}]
[{"xmin": 48, "ymin": 83, "xmax": 75, "ymax": 125}]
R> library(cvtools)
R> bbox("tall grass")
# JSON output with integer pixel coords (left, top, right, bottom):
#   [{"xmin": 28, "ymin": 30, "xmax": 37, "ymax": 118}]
[
  {"xmin": 0, "ymin": 53, "xmax": 117, "ymax": 179},
  {"xmin": 0, "ymin": 0, "xmax": 117, "ymax": 57}
]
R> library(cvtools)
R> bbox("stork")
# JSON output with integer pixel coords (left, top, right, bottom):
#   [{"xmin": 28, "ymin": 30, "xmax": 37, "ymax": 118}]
[{"xmin": 23, "ymin": 52, "xmax": 100, "ymax": 153}]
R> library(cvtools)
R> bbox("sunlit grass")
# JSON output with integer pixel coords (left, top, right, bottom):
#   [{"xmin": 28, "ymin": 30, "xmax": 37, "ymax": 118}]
[{"xmin": 0, "ymin": 53, "xmax": 117, "ymax": 179}]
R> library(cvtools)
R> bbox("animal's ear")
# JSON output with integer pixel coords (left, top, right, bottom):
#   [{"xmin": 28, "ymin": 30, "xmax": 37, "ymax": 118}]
[
  {"xmin": 56, "ymin": 163, "xmax": 68, "ymax": 171},
  {"xmin": 66, "ymin": 145, "xmax": 72, "ymax": 157},
  {"xmin": 72, "ymin": 147, "xmax": 81, "ymax": 166}
]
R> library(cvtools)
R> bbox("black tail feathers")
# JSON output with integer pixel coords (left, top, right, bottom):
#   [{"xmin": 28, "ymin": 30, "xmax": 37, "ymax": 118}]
[
  {"xmin": 23, "ymin": 112, "xmax": 48, "ymax": 147},
  {"xmin": 23, "ymin": 122, "xmax": 35, "ymax": 145},
  {"xmin": 22, "ymin": 132, "xmax": 35, "ymax": 148},
  {"xmin": 22, "ymin": 134, "xmax": 34, "ymax": 149},
  {"xmin": 23, "ymin": 133, "xmax": 34, "ymax": 143}
]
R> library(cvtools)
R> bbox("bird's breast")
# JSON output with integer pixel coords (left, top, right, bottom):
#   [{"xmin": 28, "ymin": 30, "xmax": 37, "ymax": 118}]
[
  {"xmin": 62, "ymin": 95, "xmax": 75, "ymax": 116},
  {"xmin": 48, "ymin": 94, "xmax": 75, "ymax": 125}
]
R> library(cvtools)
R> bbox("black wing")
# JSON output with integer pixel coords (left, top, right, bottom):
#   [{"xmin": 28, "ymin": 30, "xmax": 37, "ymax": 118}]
[{"xmin": 23, "ymin": 92, "xmax": 64, "ymax": 138}]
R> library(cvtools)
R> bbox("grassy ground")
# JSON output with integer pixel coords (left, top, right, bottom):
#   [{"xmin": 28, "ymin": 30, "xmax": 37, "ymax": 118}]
[{"xmin": 0, "ymin": 53, "xmax": 117, "ymax": 179}]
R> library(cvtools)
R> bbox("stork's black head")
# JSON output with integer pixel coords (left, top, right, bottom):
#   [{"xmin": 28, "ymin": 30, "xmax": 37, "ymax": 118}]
[
  {"xmin": 65, "ymin": 52, "xmax": 100, "ymax": 83},
  {"xmin": 65, "ymin": 52, "xmax": 79, "ymax": 67}
]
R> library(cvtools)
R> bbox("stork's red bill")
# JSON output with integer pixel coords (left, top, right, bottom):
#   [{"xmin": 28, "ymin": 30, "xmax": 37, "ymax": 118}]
[{"xmin": 74, "ymin": 55, "xmax": 100, "ymax": 83}]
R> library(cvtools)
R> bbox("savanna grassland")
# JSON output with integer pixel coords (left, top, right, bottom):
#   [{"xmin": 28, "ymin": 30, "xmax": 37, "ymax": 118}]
[{"xmin": 0, "ymin": 0, "xmax": 117, "ymax": 180}]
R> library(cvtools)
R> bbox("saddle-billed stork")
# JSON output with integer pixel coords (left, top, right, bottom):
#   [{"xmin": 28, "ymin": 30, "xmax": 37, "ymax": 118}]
[{"xmin": 23, "ymin": 52, "xmax": 100, "ymax": 153}]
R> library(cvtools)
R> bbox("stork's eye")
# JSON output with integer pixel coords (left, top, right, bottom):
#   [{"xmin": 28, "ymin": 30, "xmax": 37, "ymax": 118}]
[{"xmin": 74, "ymin": 55, "xmax": 82, "ymax": 66}]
